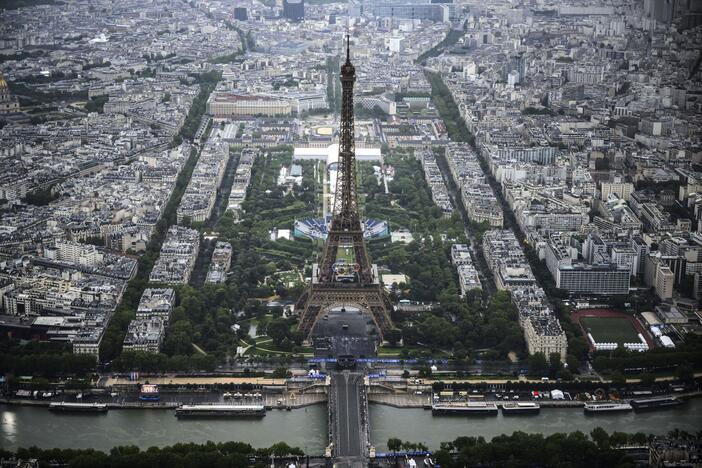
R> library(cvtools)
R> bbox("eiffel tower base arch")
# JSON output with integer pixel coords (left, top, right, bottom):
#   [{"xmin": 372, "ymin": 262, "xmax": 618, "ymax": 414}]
[{"xmin": 296, "ymin": 283, "xmax": 394, "ymax": 343}]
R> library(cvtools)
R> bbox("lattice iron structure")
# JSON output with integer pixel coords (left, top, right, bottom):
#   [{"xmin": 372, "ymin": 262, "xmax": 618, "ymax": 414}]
[{"xmin": 296, "ymin": 37, "xmax": 394, "ymax": 341}]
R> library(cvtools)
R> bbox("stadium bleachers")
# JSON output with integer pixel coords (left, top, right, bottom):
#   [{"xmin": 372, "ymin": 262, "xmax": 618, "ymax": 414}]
[{"xmin": 293, "ymin": 216, "xmax": 389, "ymax": 240}]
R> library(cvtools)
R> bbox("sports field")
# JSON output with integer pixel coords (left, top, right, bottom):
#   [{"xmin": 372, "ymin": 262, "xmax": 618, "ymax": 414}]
[
  {"xmin": 580, "ymin": 316, "xmax": 640, "ymax": 344},
  {"xmin": 336, "ymin": 246, "xmax": 355, "ymax": 264}
]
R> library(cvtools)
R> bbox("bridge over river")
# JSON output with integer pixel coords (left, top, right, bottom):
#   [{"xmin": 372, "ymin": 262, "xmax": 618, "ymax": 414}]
[
  {"xmin": 312, "ymin": 307, "xmax": 376, "ymax": 467},
  {"xmin": 328, "ymin": 370, "xmax": 369, "ymax": 467}
]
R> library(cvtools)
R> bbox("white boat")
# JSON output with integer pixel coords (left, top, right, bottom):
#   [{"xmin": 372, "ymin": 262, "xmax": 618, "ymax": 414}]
[
  {"xmin": 501, "ymin": 401, "xmax": 540, "ymax": 414},
  {"xmin": 583, "ymin": 401, "xmax": 632, "ymax": 413},
  {"xmin": 175, "ymin": 404, "xmax": 265, "ymax": 418},
  {"xmin": 49, "ymin": 402, "xmax": 108, "ymax": 413},
  {"xmin": 432, "ymin": 401, "xmax": 498, "ymax": 415}
]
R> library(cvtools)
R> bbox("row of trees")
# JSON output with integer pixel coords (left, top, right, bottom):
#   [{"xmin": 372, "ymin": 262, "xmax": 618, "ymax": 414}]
[
  {"xmin": 85, "ymin": 94, "xmax": 108, "ymax": 113},
  {"xmin": 21, "ymin": 185, "xmax": 59, "ymax": 206},
  {"xmin": 326, "ymin": 55, "xmax": 341, "ymax": 113},
  {"xmin": 387, "ymin": 437, "xmax": 428, "ymax": 453},
  {"xmin": 111, "ymin": 351, "xmax": 216, "ymax": 373},
  {"xmin": 416, "ymin": 28, "xmax": 466, "ymax": 64},
  {"xmin": 0, "ymin": 352, "xmax": 96, "ymax": 377},
  {"xmin": 2, "ymin": 430, "xmax": 691, "ymax": 467},
  {"xmin": 0, "ymin": 49, "xmax": 44, "ymax": 63},
  {"xmin": 178, "ymin": 72, "xmax": 221, "ymax": 140},
  {"xmin": 431, "ymin": 429, "xmax": 650, "ymax": 467},
  {"xmin": 526, "ymin": 351, "xmax": 573, "ymax": 379},
  {"xmin": 425, "ymin": 71, "xmax": 474, "ymax": 143},
  {"xmin": 3, "ymin": 441, "xmax": 304, "ymax": 468}
]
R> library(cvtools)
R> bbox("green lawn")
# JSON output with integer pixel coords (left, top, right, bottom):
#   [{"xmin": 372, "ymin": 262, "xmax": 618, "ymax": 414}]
[
  {"xmin": 336, "ymin": 246, "xmax": 355, "ymax": 264},
  {"xmin": 278, "ymin": 270, "xmax": 301, "ymax": 285},
  {"xmin": 580, "ymin": 317, "xmax": 640, "ymax": 345},
  {"xmin": 377, "ymin": 345, "xmax": 451, "ymax": 358}
]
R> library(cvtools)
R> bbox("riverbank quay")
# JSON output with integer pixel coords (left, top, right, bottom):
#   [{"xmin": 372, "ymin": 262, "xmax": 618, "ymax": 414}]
[
  {"xmin": 2, "ymin": 375, "xmax": 330, "ymax": 410},
  {"xmin": 4, "ymin": 373, "xmax": 700, "ymax": 412},
  {"xmin": 105, "ymin": 376, "xmax": 287, "ymax": 386},
  {"xmin": 367, "ymin": 394, "xmax": 588, "ymax": 409},
  {"xmin": 366, "ymin": 389, "xmax": 702, "ymax": 408},
  {"xmin": 12, "ymin": 391, "xmax": 653, "ymax": 410},
  {"xmin": 0, "ymin": 392, "xmax": 327, "ymax": 410}
]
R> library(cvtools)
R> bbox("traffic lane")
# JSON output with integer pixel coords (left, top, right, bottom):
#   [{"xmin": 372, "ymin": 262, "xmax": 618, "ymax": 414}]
[
  {"xmin": 312, "ymin": 308, "xmax": 368, "ymax": 337},
  {"xmin": 333, "ymin": 372, "xmax": 362, "ymax": 457}
]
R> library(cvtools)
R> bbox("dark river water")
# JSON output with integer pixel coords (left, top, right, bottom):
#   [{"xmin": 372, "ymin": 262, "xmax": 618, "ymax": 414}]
[{"xmin": 2, "ymin": 399, "xmax": 701, "ymax": 453}]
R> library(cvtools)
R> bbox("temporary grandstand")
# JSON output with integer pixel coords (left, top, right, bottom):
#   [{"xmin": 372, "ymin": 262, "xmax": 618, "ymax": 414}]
[{"xmin": 294, "ymin": 216, "xmax": 389, "ymax": 240}]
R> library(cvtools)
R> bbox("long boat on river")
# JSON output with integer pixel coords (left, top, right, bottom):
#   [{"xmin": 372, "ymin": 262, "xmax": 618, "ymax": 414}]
[
  {"xmin": 175, "ymin": 404, "xmax": 266, "ymax": 418},
  {"xmin": 49, "ymin": 402, "xmax": 108, "ymax": 413},
  {"xmin": 501, "ymin": 401, "xmax": 540, "ymax": 415},
  {"xmin": 630, "ymin": 396, "xmax": 684, "ymax": 412},
  {"xmin": 583, "ymin": 401, "xmax": 633, "ymax": 414},
  {"xmin": 432, "ymin": 401, "xmax": 498, "ymax": 415}
]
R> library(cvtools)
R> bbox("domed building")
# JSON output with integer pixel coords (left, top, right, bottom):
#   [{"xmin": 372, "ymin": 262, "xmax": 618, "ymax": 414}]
[{"xmin": 0, "ymin": 73, "xmax": 20, "ymax": 113}]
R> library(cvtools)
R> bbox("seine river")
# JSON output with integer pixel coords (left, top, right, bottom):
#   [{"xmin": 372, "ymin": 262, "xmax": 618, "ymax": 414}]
[{"xmin": 2, "ymin": 400, "xmax": 701, "ymax": 453}]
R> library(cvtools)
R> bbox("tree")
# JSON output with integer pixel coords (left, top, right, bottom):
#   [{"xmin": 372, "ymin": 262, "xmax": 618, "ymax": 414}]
[
  {"xmin": 162, "ymin": 320, "xmax": 193, "ymax": 356},
  {"xmin": 528, "ymin": 352, "xmax": 549, "ymax": 377},
  {"xmin": 85, "ymin": 95, "xmax": 108, "ymax": 113},
  {"xmin": 610, "ymin": 373, "xmax": 626, "ymax": 386},
  {"xmin": 676, "ymin": 364, "xmax": 693, "ymax": 382},
  {"xmin": 566, "ymin": 354, "xmax": 581, "ymax": 373},
  {"xmin": 609, "ymin": 431, "xmax": 629, "ymax": 447},
  {"xmin": 419, "ymin": 315, "xmax": 456, "ymax": 348},
  {"xmin": 22, "ymin": 186, "xmax": 59, "ymax": 206},
  {"xmin": 639, "ymin": 373, "xmax": 656, "ymax": 387},
  {"xmin": 268, "ymin": 442, "xmax": 303, "ymax": 457},
  {"xmin": 385, "ymin": 328, "xmax": 402, "ymax": 347},
  {"xmin": 548, "ymin": 352, "xmax": 563, "ymax": 378},
  {"xmin": 387, "ymin": 437, "xmax": 403, "ymax": 454},
  {"xmin": 590, "ymin": 427, "xmax": 610, "ymax": 449}
]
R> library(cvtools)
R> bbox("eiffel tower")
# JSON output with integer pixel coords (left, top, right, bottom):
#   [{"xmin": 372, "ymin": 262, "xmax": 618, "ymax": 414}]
[{"xmin": 296, "ymin": 36, "xmax": 393, "ymax": 342}]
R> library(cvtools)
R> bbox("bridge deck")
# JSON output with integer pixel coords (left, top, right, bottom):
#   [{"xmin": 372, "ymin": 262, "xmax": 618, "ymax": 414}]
[{"xmin": 329, "ymin": 371, "xmax": 368, "ymax": 464}]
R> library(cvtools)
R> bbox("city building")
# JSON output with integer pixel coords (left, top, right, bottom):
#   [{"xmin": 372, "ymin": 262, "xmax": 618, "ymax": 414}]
[
  {"xmin": 523, "ymin": 315, "xmax": 567, "ymax": 362},
  {"xmin": 122, "ymin": 317, "xmax": 166, "ymax": 353},
  {"xmin": 283, "ymin": 0, "xmax": 304, "ymax": 21},
  {"xmin": 207, "ymin": 93, "xmax": 292, "ymax": 117},
  {"xmin": 206, "ymin": 241, "xmax": 233, "ymax": 284},
  {"xmin": 0, "ymin": 73, "xmax": 20, "ymax": 113},
  {"xmin": 136, "ymin": 288, "xmax": 176, "ymax": 321},
  {"xmin": 149, "ymin": 226, "xmax": 200, "ymax": 284}
]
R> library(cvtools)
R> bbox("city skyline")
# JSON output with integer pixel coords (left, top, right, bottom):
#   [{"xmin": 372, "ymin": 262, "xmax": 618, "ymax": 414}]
[{"xmin": 0, "ymin": 0, "xmax": 701, "ymax": 466}]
